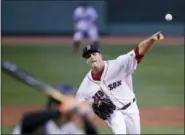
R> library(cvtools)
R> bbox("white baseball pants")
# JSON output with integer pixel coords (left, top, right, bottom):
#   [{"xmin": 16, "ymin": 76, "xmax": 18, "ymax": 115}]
[
  {"xmin": 73, "ymin": 26, "xmax": 99, "ymax": 42},
  {"xmin": 106, "ymin": 102, "xmax": 141, "ymax": 134}
]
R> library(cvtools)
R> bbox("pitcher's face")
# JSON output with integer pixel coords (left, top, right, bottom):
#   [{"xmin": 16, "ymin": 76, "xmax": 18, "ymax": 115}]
[{"xmin": 85, "ymin": 52, "xmax": 103, "ymax": 69}]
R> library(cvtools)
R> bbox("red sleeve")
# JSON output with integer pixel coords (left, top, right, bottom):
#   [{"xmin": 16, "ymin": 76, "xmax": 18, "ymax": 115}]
[{"xmin": 134, "ymin": 46, "xmax": 144, "ymax": 64}]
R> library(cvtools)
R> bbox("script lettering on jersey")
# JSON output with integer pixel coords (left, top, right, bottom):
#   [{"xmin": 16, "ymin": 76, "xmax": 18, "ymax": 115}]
[
  {"xmin": 108, "ymin": 80, "xmax": 122, "ymax": 90},
  {"xmin": 92, "ymin": 90, "xmax": 105, "ymax": 100}
]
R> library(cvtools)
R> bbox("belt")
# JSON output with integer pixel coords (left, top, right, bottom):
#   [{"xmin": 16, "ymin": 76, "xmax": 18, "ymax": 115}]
[{"xmin": 118, "ymin": 98, "xmax": 136, "ymax": 110}]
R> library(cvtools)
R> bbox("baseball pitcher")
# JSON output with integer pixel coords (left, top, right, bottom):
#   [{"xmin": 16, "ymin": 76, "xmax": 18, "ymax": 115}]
[
  {"xmin": 75, "ymin": 32, "xmax": 164, "ymax": 134},
  {"xmin": 73, "ymin": 2, "xmax": 99, "ymax": 53}
]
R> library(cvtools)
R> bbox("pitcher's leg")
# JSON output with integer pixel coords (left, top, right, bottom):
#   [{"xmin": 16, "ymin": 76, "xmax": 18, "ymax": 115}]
[
  {"xmin": 125, "ymin": 113, "xmax": 141, "ymax": 134},
  {"xmin": 106, "ymin": 110, "xmax": 126, "ymax": 134}
]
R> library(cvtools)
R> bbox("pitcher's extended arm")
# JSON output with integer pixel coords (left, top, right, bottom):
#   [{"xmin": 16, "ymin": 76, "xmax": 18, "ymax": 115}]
[{"xmin": 137, "ymin": 32, "xmax": 164, "ymax": 56}]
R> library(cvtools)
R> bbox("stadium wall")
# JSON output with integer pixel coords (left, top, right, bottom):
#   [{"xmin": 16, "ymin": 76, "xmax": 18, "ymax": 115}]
[{"xmin": 2, "ymin": 0, "xmax": 184, "ymax": 36}]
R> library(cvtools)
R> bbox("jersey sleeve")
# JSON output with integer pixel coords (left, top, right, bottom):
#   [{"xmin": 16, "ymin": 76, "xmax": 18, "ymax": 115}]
[
  {"xmin": 75, "ymin": 77, "xmax": 90, "ymax": 103},
  {"xmin": 73, "ymin": 7, "xmax": 81, "ymax": 21},
  {"xmin": 116, "ymin": 49, "xmax": 138, "ymax": 74},
  {"xmin": 89, "ymin": 7, "xmax": 98, "ymax": 21}
]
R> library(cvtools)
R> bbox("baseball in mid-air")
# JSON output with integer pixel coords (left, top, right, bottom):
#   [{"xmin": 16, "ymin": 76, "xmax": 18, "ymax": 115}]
[{"xmin": 165, "ymin": 13, "xmax": 173, "ymax": 21}]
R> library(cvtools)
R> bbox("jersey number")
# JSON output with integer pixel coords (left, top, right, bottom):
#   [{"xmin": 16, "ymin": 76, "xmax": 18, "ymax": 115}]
[{"xmin": 92, "ymin": 90, "xmax": 105, "ymax": 100}]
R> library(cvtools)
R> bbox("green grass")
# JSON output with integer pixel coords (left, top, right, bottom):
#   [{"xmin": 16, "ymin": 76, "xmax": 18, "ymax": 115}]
[
  {"xmin": 1, "ymin": 126, "xmax": 184, "ymax": 134},
  {"xmin": 1, "ymin": 126, "xmax": 15, "ymax": 134},
  {"xmin": 98, "ymin": 126, "xmax": 184, "ymax": 134},
  {"xmin": 2, "ymin": 44, "xmax": 184, "ymax": 106}
]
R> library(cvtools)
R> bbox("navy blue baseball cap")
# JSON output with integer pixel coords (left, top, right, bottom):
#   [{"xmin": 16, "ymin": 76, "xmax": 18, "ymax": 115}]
[
  {"xmin": 82, "ymin": 44, "xmax": 100, "ymax": 58},
  {"xmin": 46, "ymin": 84, "xmax": 76, "ymax": 109}
]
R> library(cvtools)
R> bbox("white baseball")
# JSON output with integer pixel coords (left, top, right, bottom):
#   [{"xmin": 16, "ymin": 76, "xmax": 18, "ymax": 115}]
[{"xmin": 165, "ymin": 14, "xmax": 173, "ymax": 21}]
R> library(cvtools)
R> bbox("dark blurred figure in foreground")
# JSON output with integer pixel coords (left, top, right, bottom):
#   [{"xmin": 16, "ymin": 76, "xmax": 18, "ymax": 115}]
[{"xmin": 12, "ymin": 84, "xmax": 98, "ymax": 134}]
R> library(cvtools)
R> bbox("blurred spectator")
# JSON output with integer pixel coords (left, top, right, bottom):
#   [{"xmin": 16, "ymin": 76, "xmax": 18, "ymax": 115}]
[{"xmin": 73, "ymin": 2, "xmax": 99, "ymax": 53}]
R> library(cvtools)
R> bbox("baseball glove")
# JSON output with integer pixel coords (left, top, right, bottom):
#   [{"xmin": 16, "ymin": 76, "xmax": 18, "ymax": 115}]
[{"xmin": 92, "ymin": 98, "xmax": 116, "ymax": 120}]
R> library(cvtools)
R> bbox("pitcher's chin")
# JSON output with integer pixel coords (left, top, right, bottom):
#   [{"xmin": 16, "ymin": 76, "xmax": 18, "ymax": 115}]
[{"xmin": 91, "ymin": 62, "xmax": 98, "ymax": 69}]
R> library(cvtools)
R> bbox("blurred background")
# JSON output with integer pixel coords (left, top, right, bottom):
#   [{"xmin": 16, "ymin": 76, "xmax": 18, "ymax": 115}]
[{"xmin": 1, "ymin": 0, "xmax": 184, "ymax": 134}]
